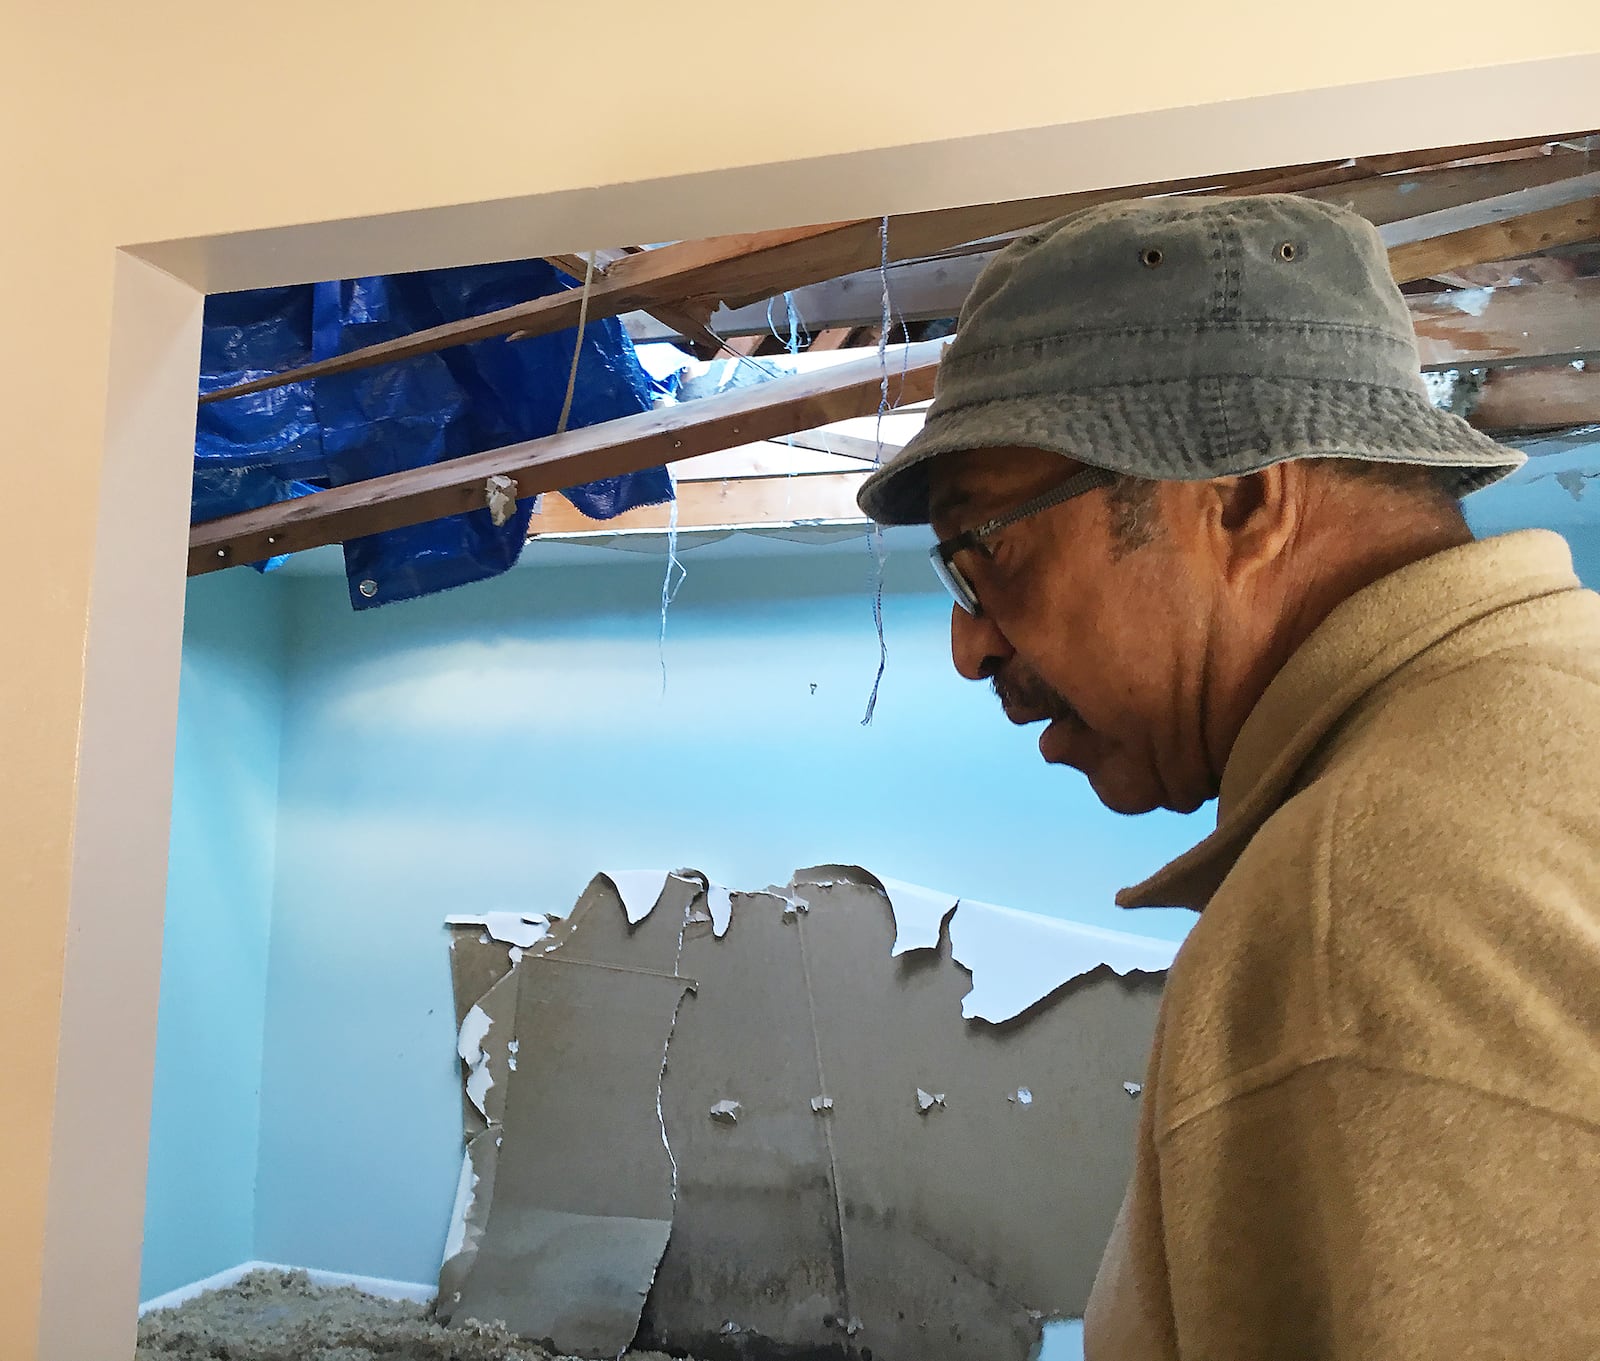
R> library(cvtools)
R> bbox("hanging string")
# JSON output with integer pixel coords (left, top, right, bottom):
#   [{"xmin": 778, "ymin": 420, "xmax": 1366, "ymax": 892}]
[
  {"xmin": 556, "ymin": 251, "xmax": 598, "ymax": 437},
  {"xmin": 659, "ymin": 489, "xmax": 687, "ymax": 696},
  {"xmin": 860, "ymin": 216, "xmax": 893, "ymax": 726}
]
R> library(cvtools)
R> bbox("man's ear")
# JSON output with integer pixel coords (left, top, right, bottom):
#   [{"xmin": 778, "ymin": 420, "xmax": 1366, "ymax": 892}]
[{"xmin": 1203, "ymin": 464, "xmax": 1300, "ymax": 587}]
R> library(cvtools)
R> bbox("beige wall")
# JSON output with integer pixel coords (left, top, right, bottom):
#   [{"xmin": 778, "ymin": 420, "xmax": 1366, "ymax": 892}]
[{"xmin": 1, "ymin": 3, "xmax": 1595, "ymax": 1355}]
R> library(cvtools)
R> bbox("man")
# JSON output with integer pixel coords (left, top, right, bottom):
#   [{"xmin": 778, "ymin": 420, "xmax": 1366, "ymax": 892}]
[{"xmin": 857, "ymin": 195, "xmax": 1600, "ymax": 1358}]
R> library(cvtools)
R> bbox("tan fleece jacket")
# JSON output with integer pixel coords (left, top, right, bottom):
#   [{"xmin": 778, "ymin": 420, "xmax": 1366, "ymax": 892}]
[{"xmin": 1084, "ymin": 530, "xmax": 1600, "ymax": 1360}]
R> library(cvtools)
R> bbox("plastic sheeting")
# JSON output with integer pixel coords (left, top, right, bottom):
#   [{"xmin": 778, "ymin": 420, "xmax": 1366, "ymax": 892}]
[{"xmin": 195, "ymin": 260, "xmax": 674, "ymax": 607}]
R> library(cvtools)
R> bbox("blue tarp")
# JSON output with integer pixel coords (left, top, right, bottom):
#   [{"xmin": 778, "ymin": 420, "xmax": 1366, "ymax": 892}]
[{"xmin": 195, "ymin": 260, "xmax": 674, "ymax": 608}]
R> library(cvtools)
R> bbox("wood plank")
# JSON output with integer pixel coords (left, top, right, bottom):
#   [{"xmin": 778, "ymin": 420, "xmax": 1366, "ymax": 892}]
[
  {"xmin": 630, "ymin": 161, "xmax": 1600, "ymax": 344},
  {"xmin": 1468, "ymin": 363, "xmax": 1600, "ymax": 432},
  {"xmin": 1299, "ymin": 147, "xmax": 1596, "ymax": 225},
  {"xmin": 188, "ymin": 339, "xmax": 946, "ymax": 574},
  {"xmin": 1389, "ymin": 196, "xmax": 1599, "ymax": 282},
  {"xmin": 1411, "ymin": 277, "xmax": 1600, "ymax": 369},
  {"xmin": 530, "ymin": 472, "xmax": 870, "ymax": 536}
]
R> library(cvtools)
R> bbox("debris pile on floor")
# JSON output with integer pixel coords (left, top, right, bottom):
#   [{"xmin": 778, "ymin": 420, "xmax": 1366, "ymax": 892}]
[{"xmin": 134, "ymin": 1269, "xmax": 681, "ymax": 1361}]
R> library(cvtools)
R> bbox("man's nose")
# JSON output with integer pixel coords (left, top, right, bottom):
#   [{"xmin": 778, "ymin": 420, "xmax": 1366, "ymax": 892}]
[{"xmin": 950, "ymin": 603, "xmax": 1014, "ymax": 682}]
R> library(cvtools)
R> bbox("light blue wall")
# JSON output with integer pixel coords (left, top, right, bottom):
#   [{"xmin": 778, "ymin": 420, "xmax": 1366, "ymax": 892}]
[
  {"xmin": 147, "ymin": 436, "xmax": 1600, "ymax": 1320},
  {"xmin": 253, "ymin": 538, "xmax": 1204, "ymax": 1283},
  {"xmin": 142, "ymin": 568, "xmax": 287, "ymax": 1300}
]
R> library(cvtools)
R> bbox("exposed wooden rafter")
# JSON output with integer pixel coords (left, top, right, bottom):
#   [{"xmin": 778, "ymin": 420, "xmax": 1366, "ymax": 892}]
[
  {"xmin": 1388, "ymin": 196, "xmax": 1599, "ymax": 284},
  {"xmin": 189, "ymin": 340, "xmax": 947, "ymax": 574},
  {"xmin": 199, "ymin": 134, "xmax": 1579, "ymax": 406},
  {"xmin": 1412, "ymin": 278, "xmax": 1600, "ymax": 369}
]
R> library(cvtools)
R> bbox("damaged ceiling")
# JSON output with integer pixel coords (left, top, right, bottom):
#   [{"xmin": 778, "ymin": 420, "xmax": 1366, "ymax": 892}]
[
  {"xmin": 438, "ymin": 867, "xmax": 1174, "ymax": 1360},
  {"xmin": 189, "ymin": 130, "xmax": 1600, "ymax": 573}
]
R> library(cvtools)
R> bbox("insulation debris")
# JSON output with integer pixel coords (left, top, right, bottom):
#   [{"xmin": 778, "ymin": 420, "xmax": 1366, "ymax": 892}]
[{"xmin": 442, "ymin": 865, "xmax": 1169, "ymax": 1361}]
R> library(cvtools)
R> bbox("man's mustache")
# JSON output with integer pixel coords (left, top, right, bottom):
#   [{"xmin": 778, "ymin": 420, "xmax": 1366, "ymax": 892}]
[{"xmin": 992, "ymin": 667, "xmax": 1079, "ymax": 724}]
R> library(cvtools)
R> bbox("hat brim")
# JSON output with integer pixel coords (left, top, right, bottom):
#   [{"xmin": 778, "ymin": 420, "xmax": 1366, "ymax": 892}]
[{"xmin": 856, "ymin": 377, "xmax": 1524, "ymax": 526}]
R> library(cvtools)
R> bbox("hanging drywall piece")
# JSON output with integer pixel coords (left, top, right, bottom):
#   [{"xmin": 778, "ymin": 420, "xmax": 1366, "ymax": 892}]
[
  {"xmin": 705, "ymin": 885, "xmax": 734, "ymax": 938},
  {"xmin": 946, "ymin": 898, "xmax": 1179, "ymax": 1024},
  {"xmin": 878, "ymin": 877, "xmax": 960, "ymax": 956},
  {"xmin": 602, "ymin": 870, "xmax": 676, "ymax": 925},
  {"xmin": 450, "ymin": 955, "xmax": 690, "ymax": 1354},
  {"xmin": 442, "ymin": 865, "xmax": 1172, "ymax": 1361}
]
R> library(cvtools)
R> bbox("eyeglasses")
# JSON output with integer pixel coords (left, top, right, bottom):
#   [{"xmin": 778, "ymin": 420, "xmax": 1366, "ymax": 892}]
[{"xmin": 929, "ymin": 465, "xmax": 1118, "ymax": 615}]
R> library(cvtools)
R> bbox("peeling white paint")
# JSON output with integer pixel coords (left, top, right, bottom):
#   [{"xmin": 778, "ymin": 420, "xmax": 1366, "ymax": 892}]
[
  {"xmin": 916, "ymin": 1088, "xmax": 947, "ymax": 1113},
  {"xmin": 441, "ymin": 1150, "xmax": 478, "ymax": 1265},
  {"xmin": 603, "ymin": 870, "xmax": 675, "ymax": 924},
  {"xmin": 709, "ymin": 1099, "xmax": 742, "ymax": 1124},
  {"xmin": 458, "ymin": 1005, "xmax": 499, "ymax": 1119},
  {"xmin": 1009, "ymin": 1087, "xmax": 1034, "ymax": 1106},
  {"xmin": 811, "ymin": 1095, "xmax": 834, "ymax": 1114},
  {"xmin": 466, "ymin": 1062, "xmax": 494, "ymax": 1119},
  {"xmin": 878, "ymin": 878, "xmax": 959, "ymax": 955},
  {"xmin": 947, "ymin": 899, "xmax": 1178, "ymax": 1024},
  {"xmin": 457, "ymin": 1004, "xmax": 492, "ymax": 1067},
  {"xmin": 1124, "ymin": 1081, "xmax": 1143, "ymax": 1097},
  {"xmin": 706, "ymin": 885, "xmax": 734, "ymax": 938},
  {"xmin": 507, "ymin": 1039, "xmax": 520, "ymax": 1073},
  {"xmin": 446, "ymin": 912, "xmax": 551, "ymax": 949}
]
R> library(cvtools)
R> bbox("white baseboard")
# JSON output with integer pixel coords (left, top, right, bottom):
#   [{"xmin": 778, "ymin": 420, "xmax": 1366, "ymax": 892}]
[{"xmin": 139, "ymin": 1259, "xmax": 435, "ymax": 1316}]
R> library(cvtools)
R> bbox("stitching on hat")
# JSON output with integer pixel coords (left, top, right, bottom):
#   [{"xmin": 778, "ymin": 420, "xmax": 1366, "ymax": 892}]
[
  {"xmin": 1216, "ymin": 221, "xmax": 1242, "ymax": 325},
  {"xmin": 945, "ymin": 321, "xmax": 1413, "ymax": 367}
]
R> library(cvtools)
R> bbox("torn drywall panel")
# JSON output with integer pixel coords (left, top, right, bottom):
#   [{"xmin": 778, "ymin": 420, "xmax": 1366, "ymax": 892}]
[
  {"xmin": 793, "ymin": 872, "xmax": 1164, "ymax": 1359},
  {"xmin": 439, "ymin": 865, "xmax": 1167, "ymax": 1361},
  {"xmin": 640, "ymin": 893, "xmax": 847, "ymax": 1357},
  {"xmin": 946, "ymin": 897, "xmax": 1178, "ymax": 1023},
  {"xmin": 449, "ymin": 953, "xmax": 690, "ymax": 1356}
]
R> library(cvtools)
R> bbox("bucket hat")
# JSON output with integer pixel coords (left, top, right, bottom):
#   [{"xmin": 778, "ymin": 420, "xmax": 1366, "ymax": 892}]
[{"xmin": 857, "ymin": 194, "xmax": 1522, "ymax": 525}]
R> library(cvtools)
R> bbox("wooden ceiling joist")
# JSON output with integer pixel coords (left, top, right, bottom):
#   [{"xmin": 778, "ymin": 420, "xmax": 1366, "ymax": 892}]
[
  {"xmin": 199, "ymin": 134, "xmax": 1584, "ymax": 407},
  {"xmin": 1389, "ymin": 196, "xmax": 1599, "ymax": 283},
  {"xmin": 1467, "ymin": 363, "xmax": 1600, "ymax": 434},
  {"xmin": 188, "ymin": 340, "xmax": 947, "ymax": 575},
  {"xmin": 628, "ymin": 155, "xmax": 1600, "ymax": 345},
  {"xmin": 1412, "ymin": 278, "xmax": 1600, "ymax": 369}
]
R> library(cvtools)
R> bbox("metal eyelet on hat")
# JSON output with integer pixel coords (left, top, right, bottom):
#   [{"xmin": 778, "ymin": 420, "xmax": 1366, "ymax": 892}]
[
  {"xmin": 1139, "ymin": 247, "xmax": 1164, "ymax": 269},
  {"xmin": 1277, "ymin": 241, "xmax": 1298, "ymax": 262}
]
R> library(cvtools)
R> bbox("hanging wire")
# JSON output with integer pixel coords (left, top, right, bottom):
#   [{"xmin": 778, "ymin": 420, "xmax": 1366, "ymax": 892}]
[{"xmin": 860, "ymin": 216, "xmax": 893, "ymax": 726}]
